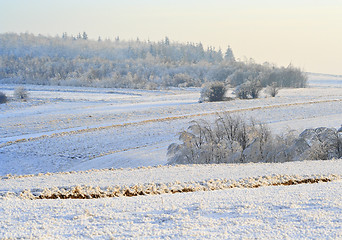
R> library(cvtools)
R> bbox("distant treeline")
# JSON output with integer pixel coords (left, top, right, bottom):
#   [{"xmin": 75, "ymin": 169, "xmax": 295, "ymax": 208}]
[{"xmin": 0, "ymin": 33, "xmax": 307, "ymax": 89}]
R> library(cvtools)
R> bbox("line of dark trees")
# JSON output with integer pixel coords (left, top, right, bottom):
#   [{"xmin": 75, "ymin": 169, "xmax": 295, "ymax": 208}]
[{"xmin": 0, "ymin": 33, "xmax": 307, "ymax": 89}]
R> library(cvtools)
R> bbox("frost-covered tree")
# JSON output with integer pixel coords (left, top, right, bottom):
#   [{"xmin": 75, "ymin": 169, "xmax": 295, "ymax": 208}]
[
  {"xmin": 199, "ymin": 82, "xmax": 227, "ymax": 102},
  {"xmin": 82, "ymin": 32, "xmax": 88, "ymax": 40},
  {"xmin": 167, "ymin": 115, "xmax": 275, "ymax": 164},
  {"xmin": 168, "ymin": 115, "xmax": 342, "ymax": 165},
  {"xmin": 265, "ymin": 82, "xmax": 279, "ymax": 97},
  {"xmin": 235, "ymin": 79, "xmax": 262, "ymax": 99},
  {"xmin": 224, "ymin": 45, "xmax": 235, "ymax": 61},
  {"xmin": 164, "ymin": 36, "xmax": 170, "ymax": 45},
  {"xmin": 14, "ymin": 86, "xmax": 28, "ymax": 100},
  {"xmin": 0, "ymin": 33, "xmax": 307, "ymax": 90}
]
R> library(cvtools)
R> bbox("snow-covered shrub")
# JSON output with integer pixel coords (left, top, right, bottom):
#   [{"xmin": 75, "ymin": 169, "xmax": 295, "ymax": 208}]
[
  {"xmin": 14, "ymin": 86, "xmax": 28, "ymax": 100},
  {"xmin": 235, "ymin": 79, "xmax": 262, "ymax": 99},
  {"xmin": 199, "ymin": 82, "xmax": 227, "ymax": 102},
  {"xmin": 167, "ymin": 114, "xmax": 277, "ymax": 164},
  {"xmin": 0, "ymin": 91, "xmax": 7, "ymax": 104},
  {"xmin": 168, "ymin": 115, "xmax": 342, "ymax": 165},
  {"xmin": 265, "ymin": 82, "xmax": 279, "ymax": 97},
  {"xmin": 293, "ymin": 127, "xmax": 342, "ymax": 161},
  {"xmin": 172, "ymin": 73, "xmax": 197, "ymax": 88}
]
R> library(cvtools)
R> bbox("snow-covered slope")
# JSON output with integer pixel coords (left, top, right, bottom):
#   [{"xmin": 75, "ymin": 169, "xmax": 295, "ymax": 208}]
[
  {"xmin": 1, "ymin": 160, "xmax": 341, "ymax": 239},
  {"xmin": 0, "ymin": 76, "xmax": 342, "ymax": 239},
  {"xmin": 1, "ymin": 82, "xmax": 342, "ymax": 175}
]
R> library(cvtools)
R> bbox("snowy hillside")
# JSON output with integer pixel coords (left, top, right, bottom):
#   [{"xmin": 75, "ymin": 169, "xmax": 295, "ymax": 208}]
[
  {"xmin": 0, "ymin": 73, "xmax": 341, "ymax": 239},
  {"xmin": 1, "ymin": 74, "xmax": 342, "ymax": 175}
]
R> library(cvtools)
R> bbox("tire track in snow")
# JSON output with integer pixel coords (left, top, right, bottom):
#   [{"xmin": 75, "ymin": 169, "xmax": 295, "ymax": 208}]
[{"xmin": 1, "ymin": 98, "xmax": 341, "ymax": 148}]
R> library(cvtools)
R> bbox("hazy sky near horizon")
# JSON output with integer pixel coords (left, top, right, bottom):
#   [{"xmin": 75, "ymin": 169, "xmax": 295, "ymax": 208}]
[{"xmin": 1, "ymin": 0, "xmax": 342, "ymax": 74}]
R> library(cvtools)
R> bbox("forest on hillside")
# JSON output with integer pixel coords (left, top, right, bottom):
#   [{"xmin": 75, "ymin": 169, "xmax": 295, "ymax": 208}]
[{"xmin": 0, "ymin": 33, "xmax": 307, "ymax": 89}]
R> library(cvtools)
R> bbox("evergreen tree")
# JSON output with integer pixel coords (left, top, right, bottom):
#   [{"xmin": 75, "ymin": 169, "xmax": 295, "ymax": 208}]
[
  {"xmin": 82, "ymin": 32, "xmax": 88, "ymax": 40},
  {"xmin": 164, "ymin": 36, "xmax": 170, "ymax": 45},
  {"xmin": 225, "ymin": 45, "xmax": 235, "ymax": 61}
]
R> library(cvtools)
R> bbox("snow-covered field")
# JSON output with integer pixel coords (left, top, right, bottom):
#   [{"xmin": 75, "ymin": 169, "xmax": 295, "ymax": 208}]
[{"xmin": 0, "ymin": 73, "xmax": 342, "ymax": 239}]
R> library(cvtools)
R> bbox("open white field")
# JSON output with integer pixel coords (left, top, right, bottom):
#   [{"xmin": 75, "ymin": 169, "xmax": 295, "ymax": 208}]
[
  {"xmin": 0, "ymin": 73, "xmax": 342, "ymax": 239},
  {"xmin": 1, "ymin": 160, "xmax": 341, "ymax": 239},
  {"xmin": 1, "ymin": 74, "xmax": 342, "ymax": 175}
]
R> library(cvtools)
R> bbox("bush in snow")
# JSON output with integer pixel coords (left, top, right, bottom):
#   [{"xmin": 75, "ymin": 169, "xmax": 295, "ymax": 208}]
[
  {"xmin": 199, "ymin": 82, "xmax": 227, "ymax": 102},
  {"xmin": 14, "ymin": 86, "xmax": 28, "ymax": 101},
  {"xmin": 167, "ymin": 114, "xmax": 342, "ymax": 165},
  {"xmin": 288, "ymin": 127, "xmax": 342, "ymax": 161},
  {"xmin": 167, "ymin": 114, "xmax": 283, "ymax": 164},
  {"xmin": 0, "ymin": 91, "xmax": 7, "ymax": 104},
  {"xmin": 265, "ymin": 82, "xmax": 279, "ymax": 97},
  {"xmin": 235, "ymin": 79, "xmax": 262, "ymax": 99}
]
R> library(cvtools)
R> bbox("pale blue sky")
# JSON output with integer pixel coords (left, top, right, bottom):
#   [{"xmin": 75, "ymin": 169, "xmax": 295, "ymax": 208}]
[{"xmin": 1, "ymin": 0, "xmax": 342, "ymax": 74}]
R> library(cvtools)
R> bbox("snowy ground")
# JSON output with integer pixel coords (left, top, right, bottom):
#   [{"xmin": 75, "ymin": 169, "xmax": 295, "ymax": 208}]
[
  {"xmin": 1, "ymin": 160, "xmax": 341, "ymax": 239},
  {"xmin": 1, "ymin": 74, "xmax": 342, "ymax": 175},
  {"xmin": 0, "ymin": 73, "xmax": 342, "ymax": 238}
]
